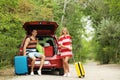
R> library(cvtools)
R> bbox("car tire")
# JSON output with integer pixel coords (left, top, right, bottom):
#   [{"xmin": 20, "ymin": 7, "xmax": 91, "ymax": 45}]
[
  {"xmin": 59, "ymin": 68, "xmax": 64, "ymax": 75},
  {"xmin": 28, "ymin": 68, "xmax": 31, "ymax": 74}
]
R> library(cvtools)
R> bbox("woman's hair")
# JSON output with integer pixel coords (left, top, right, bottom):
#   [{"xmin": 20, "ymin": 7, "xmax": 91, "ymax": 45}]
[{"xmin": 60, "ymin": 27, "xmax": 69, "ymax": 36}]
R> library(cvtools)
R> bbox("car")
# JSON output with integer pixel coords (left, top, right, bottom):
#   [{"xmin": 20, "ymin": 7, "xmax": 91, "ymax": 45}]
[{"xmin": 18, "ymin": 21, "xmax": 64, "ymax": 75}]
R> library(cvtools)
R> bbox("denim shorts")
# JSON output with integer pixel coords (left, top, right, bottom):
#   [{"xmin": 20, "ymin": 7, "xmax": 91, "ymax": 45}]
[{"xmin": 26, "ymin": 49, "xmax": 42, "ymax": 58}]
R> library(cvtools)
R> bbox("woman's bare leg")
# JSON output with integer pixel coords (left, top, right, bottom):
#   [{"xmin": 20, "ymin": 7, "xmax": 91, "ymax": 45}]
[
  {"xmin": 63, "ymin": 58, "xmax": 67, "ymax": 73},
  {"xmin": 64, "ymin": 57, "xmax": 70, "ymax": 73},
  {"xmin": 63, "ymin": 56, "xmax": 70, "ymax": 76}
]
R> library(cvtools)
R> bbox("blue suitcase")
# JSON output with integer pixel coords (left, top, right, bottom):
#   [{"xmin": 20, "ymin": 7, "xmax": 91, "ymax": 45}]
[{"xmin": 14, "ymin": 56, "xmax": 28, "ymax": 75}]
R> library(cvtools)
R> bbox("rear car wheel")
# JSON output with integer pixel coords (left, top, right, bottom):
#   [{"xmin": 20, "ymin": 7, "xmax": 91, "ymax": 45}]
[
  {"xmin": 59, "ymin": 68, "xmax": 64, "ymax": 75},
  {"xmin": 28, "ymin": 68, "xmax": 31, "ymax": 74}
]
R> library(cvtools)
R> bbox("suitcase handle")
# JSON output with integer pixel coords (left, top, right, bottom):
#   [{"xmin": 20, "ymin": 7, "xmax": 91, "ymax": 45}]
[{"xmin": 72, "ymin": 56, "xmax": 76, "ymax": 63}]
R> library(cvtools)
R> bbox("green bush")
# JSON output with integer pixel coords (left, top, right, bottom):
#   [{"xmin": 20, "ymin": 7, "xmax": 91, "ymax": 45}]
[{"xmin": 95, "ymin": 19, "xmax": 120, "ymax": 64}]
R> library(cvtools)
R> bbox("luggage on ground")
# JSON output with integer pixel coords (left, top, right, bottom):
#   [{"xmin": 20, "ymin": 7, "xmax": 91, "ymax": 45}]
[
  {"xmin": 75, "ymin": 62, "xmax": 85, "ymax": 78},
  {"xmin": 14, "ymin": 56, "xmax": 28, "ymax": 75}
]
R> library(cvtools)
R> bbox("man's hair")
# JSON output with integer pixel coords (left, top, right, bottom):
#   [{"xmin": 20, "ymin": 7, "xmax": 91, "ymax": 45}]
[{"xmin": 26, "ymin": 29, "xmax": 35, "ymax": 35}]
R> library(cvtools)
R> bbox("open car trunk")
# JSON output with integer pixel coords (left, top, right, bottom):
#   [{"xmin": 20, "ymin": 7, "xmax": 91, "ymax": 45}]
[
  {"xmin": 23, "ymin": 21, "xmax": 58, "ymax": 57},
  {"xmin": 23, "ymin": 21, "xmax": 58, "ymax": 35}
]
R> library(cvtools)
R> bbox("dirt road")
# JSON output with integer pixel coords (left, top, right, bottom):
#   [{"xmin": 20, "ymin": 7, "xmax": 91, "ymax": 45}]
[{"xmin": 3, "ymin": 61, "xmax": 120, "ymax": 80}]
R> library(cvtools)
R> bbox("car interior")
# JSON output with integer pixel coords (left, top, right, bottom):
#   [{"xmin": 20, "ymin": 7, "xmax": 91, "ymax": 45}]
[{"xmin": 37, "ymin": 36, "xmax": 58, "ymax": 57}]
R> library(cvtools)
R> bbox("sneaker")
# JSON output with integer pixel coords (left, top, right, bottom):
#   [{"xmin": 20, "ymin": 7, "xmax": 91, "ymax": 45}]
[
  {"xmin": 67, "ymin": 72, "xmax": 70, "ymax": 77},
  {"xmin": 37, "ymin": 70, "xmax": 41, "ymax": 76},
  {"xmin": 63, "ymin": 73, "xmax": 67, "ymax": 77},
  {"xmin": 30, "ymin": 72, "xmax": 34, "ymax": 76}
]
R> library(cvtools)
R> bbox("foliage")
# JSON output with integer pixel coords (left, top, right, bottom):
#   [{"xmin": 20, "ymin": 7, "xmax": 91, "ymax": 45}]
[
  {"xmin": 95, "ymin": 19, "xmax": 120, "ymax": 64},
  {"xmin": 61, "ymin": 1, "xmax": 84, "ymax": 61},
  {"xmin": 0, "ymin": 34, "xmax": 18, "ymax": 67},
  {"xmin": 81, "ymin": 0, "xmax": 120, "ymax": 27},
  {"xmin": 79, "ymin": 0, "xmax": 120, "ymax": 64}
]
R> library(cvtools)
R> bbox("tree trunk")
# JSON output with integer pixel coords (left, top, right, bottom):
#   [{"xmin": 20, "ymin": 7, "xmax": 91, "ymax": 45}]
[{"xmin": 60, "ymin": 0, "xmax": 70, "ymax": 26}]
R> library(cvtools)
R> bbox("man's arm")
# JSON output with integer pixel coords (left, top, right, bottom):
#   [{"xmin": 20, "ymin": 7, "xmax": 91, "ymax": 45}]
[
  {"xmin": 42, "ymin": 47, "xmax": 44, "ymax": 54},
  {"xmin": 23, "ymin": 38, "xmax": 30, "ymax": 56}
]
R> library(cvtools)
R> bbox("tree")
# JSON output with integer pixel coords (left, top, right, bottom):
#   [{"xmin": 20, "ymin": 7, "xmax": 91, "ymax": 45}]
[
  {"xmin": 80, "ymin": 0, "xmax": 120, "ymax": 63},
  {"xmin": 95, "ymin": 19, "xmax": 120, "ymax": 64}
]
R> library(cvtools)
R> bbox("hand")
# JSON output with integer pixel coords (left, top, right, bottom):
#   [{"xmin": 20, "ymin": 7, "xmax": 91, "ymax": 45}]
[
  {"xmin": 23, "ymin": 53, "xmax": 26, "ymax": 56},
  {"xmin": 67, "ymin": 46, "xmax": 72, "ymax": 50},
  {"xmin": 57, "ymin": 51, "xmax": 61, "ymax": 56},
  {"xmin": 23, "ymin": 54, "xmax": 26, "ymax": 56}
]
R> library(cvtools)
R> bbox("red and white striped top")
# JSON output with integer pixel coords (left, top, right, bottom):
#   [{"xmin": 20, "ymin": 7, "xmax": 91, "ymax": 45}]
[{"xmin": 58, "ymin": 35, "xmax": 72, "ymax": 53}]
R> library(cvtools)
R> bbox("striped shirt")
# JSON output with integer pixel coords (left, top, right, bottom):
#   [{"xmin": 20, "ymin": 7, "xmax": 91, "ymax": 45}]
[
  {"xmin": 26, "ymin": 38, "xmax": 37, "ymax": 49},
  {"xmin": 58, "ymin": 35, "xmax": 72, "ymax": 53}
]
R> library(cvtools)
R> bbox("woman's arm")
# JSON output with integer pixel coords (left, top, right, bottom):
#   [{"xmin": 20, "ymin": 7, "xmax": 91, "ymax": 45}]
[{"xmin": 59, "ymin": 44, "xmax": 72, "ymax": 50}]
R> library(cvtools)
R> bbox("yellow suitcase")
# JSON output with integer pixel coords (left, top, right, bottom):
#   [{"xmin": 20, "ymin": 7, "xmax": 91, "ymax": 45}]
[{"xmin": 75, "ymin": 62, "xmax": 85, "ymax": 78}]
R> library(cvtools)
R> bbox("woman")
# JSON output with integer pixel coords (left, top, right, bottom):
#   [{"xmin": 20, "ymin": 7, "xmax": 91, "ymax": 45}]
[{"xmin": 58, "ymin": 27, "xmax": 73, "ymax": 77}]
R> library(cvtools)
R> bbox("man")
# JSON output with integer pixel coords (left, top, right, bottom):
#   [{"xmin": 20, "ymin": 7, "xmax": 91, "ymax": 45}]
[{"xmin": 23, "ymin": 30, "xmax": 45, "ymax": 75}]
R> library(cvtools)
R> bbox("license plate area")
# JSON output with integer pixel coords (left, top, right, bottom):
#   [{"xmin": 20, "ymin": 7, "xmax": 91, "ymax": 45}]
[{"xmin": 35, "ymin": 61, "xmax": 50, "ymax": 65}]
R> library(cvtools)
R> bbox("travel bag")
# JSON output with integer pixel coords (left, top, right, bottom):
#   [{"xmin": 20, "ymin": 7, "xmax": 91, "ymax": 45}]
[
  {"xmin": 75, "ymin": 62, "xmax": 85, "ymax": 78},
  {"xmin": 44, "ymin": 46, "xmax": 53, "ymax": 57},
  {"xmin": 14, "ymin": 56, "xmax": 28, "ymax": 75}
]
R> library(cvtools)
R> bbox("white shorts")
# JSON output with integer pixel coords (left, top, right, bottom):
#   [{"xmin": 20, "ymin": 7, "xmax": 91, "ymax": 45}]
[{"xmin": 26, "ymin": 49, "xmax": 42, "ymax": 58}]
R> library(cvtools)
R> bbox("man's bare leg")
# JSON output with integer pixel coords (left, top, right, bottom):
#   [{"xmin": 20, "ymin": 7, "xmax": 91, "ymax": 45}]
[
  {"xmin": 30, "ymin": 57, "xmax": 36, "ymax": 75},
  {"xmin": 37, "ymin": 54, "xmax": 45, "ymax": 75}
]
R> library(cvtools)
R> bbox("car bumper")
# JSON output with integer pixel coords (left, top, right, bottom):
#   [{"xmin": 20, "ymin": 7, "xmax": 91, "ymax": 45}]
[{"xmin": 28, "ymin": 55, "xmax": 63, "ymax": 69}]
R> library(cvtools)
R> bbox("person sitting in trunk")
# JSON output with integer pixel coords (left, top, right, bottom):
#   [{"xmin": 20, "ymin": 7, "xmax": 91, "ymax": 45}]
[{"xmin": 23, "ymin": 30, "xmax": 45, "ymax": 76}]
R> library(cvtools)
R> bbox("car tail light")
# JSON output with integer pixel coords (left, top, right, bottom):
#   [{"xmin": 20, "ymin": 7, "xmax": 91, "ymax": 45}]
[{"xmin": 19, "ymin": 47, "xmax": 23, "ymax": 52}]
